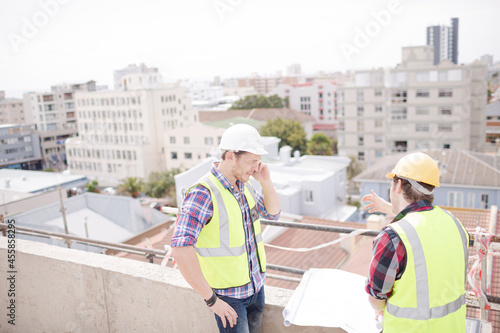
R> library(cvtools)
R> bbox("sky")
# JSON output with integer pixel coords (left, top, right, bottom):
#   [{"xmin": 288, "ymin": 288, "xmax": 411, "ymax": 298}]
[{"xmin": 1, "ymin": 0, "xmax": 499, "ymax": 98}]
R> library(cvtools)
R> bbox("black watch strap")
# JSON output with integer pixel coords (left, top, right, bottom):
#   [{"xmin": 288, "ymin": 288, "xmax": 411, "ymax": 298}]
[{"xmin": 205, "ymin": 290, "xmax": 217, "ymax": 307}]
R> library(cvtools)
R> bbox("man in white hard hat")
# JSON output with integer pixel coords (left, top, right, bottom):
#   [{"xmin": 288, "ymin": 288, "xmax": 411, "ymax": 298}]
[
  {"xmin": 362, "ymin": 152, "xmax": 469, "ymax": 332},
  {"xmin": 171, "ymin": 124, "xmax": 280, "ymax": 332}
]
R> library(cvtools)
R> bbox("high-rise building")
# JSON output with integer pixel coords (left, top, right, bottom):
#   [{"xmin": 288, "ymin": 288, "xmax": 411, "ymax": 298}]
[
  {"xmin": 426, "ymin": 17, "xmax": 459, "ymax": 65},
  {"xmin": 65, "ymin": 65, "xmax": 198, "ymax": 186},
  {"xmin": 0, "ymin": 124, "xmax": 42, "ymax": 170},
  {"xmin": 23, "ymin": 81, "xmax": 96, "ymax": 170},
  {"xmin": 338, "ymin": 46, "xmax": 487, "ymax": 165}
]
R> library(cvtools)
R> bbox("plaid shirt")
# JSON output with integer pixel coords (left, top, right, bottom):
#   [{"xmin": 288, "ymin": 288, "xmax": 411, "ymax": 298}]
[
  {"xmin": 171, "ymin": 163, "xmax": 280, "ymax": 299},
  {"xmin": 365, "ymin": 200, "xmax": 434, "ymax": 300}
]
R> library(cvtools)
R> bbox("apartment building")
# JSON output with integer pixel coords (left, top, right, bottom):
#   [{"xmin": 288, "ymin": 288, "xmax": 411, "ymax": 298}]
[
  {"xmin": 0, "ymin": 124, "xmax": 42, "ymax": 170},
  {"xmin": 23, "ymin": 81, "xmax": 96, "ymax": 170},
  {"xmin": 0, "ymin": 92, "xmax": 25, "ymax": 125},
  {"xmin": 338, "ymin": 45, "xmax": 488, "ymax": 165},
  {"xmin": 426, "ymin": 17, "xmax": 459, "ymax": 65},
  {"xmin": 66, "ymin": 66, "xmax": 198, "ymax": 186},
  {"xmin": 236, "ymin": 74, "xmax": 301, "ymax": 95},
  {"xmin": 271, "ymin": 81, "xmax": 338, "ymax": 124}
]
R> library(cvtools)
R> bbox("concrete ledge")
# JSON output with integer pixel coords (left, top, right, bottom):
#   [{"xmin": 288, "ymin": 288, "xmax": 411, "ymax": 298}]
[{"xmin": 0, "ymin": 238, "xmax": 343, "ymax": 332}]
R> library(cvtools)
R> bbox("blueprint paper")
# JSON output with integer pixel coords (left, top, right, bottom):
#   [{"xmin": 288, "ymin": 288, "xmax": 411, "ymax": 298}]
[{"xmin": 283, "ymin": 269, "xmax": 380, "ymax": 333}]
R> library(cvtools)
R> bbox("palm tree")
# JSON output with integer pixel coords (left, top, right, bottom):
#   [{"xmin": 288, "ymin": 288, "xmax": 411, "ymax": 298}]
[
  {"xmin": 143, "ymin": 169, "xmax": 181, "ymax": 199},
  {"xmin": 85, "ymin": 180, "xmax": 100, "ymax": 193},
  {"xmin": 118, "ymin": 177, "xmax": 143, "ymax": 198}
]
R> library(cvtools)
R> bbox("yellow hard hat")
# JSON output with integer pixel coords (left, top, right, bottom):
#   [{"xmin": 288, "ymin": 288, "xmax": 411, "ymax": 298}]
[{"xmin": 385, "ymin": 152, "xmax": 440, "ymax": 187}]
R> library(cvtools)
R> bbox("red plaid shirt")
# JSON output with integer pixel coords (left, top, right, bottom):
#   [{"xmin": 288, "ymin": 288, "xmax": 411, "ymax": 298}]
[
  {"xmin": 171, "ymin": 163, "xmax": 280, "ymax": 299},
  {"xmin": 365, "ymin": 201, "xmax": 434, "ymax": 300}
]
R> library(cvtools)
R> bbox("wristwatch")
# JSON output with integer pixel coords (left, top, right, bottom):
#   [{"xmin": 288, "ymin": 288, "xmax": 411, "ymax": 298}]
[{"xmin": 205, "ymin": 290, "xmax": 218, "ymax": 307}]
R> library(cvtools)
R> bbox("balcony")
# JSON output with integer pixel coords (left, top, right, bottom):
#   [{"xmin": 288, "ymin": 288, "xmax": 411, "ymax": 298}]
[{"xmin": 0, "ymin": 237, "xmax": 342, "ymax": 333}]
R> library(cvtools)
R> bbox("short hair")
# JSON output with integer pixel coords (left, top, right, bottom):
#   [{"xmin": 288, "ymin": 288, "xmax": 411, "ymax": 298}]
[
  {"xmin": 221, "ymin": 150, "xmax": 247, "ymax": 161},
  {"xmin": 393, "ymin": 176, "xmax": 434, "ymax": 204}
]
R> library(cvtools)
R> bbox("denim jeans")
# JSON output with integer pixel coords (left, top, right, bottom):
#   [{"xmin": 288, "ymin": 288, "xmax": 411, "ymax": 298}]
[{"xmin": 214, "ymin": 288, "xmax": 265, "ymax": 333}]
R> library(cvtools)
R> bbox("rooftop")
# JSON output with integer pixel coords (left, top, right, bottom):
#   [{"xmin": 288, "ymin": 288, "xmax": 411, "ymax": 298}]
[
  {"xmin": 199, "ymin": 108, "xmax": 315, "ymax": 124},
  {"xmin": 0, "ymin": 169, "xmax": 88, "ymax": 193}
]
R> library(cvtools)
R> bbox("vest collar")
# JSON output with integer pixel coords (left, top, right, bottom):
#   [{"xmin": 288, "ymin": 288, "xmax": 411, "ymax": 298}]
[{"xmin": 392, "ymin": 200, "xmax": 433, "ymax": 223}]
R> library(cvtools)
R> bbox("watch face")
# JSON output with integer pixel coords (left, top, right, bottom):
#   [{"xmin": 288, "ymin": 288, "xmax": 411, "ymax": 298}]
[{"xmin": 250, "ymin": 207, "xmax": 259, "ymax": 222}]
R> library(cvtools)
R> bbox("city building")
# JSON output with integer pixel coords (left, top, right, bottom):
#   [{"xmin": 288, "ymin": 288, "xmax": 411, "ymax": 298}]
[
  {"xmin": 113, "ymin": 63, "xmax": 162, "ymax": 90},
  {"xmin": 271, "ymin": 81, "xmax": 339, "ymax": 124},
  {"xmin": 236, "ymin": 73, "xmax": 301, "ymax": 95},
  {"xmin": 338, "ymin": 45, "xmax": 488, "ymax": 165},
  {"xmin": 65, "ymin": 65, "xmax": 198, "ymax": 186},
  {"xmin": 0, "ymin": 91, "xmax": 25, "ymax": 125},
  {"xmin": 486, "ymin": 100, "xmax": 500, "ymax": 143},
  {"xmin": 23, "ymin": 81, "xmax": 96, "ymax": 170},
  {"xmin": 286, "ymin": 63, "xmax": 302, "ymax": 76},
  {"xmin": 354, "ymin": 149, "xmax": 500, "ymax": 209},
  {"xmin": 0, "ymin": 124, "xmax": 43, "ymax": 170},
  {"xmin": 426, "ymin": 17, "xmax": 459, "ymax": 65}
]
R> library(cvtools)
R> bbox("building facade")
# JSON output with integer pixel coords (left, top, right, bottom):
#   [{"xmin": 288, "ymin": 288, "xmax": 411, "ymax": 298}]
[
  {"xmin": 0, "ymin": 93, "xmax": 25, "ymax": 125},
  {"xmin": 66, "ymin": 66, "xmax": 197, "ymax": 186},
  {"xmin": 0, "ymin": 124, "xmax": 43, "ymax": 170},
  {"xmin": 426, "ymin": 17, "xmax": 459, "ymax": 65},
  {"xmin": 23, "ymin": 81, "xmax": 96, "ymax": 170},
  {"xmin": 271, "ymin": 81, "xmax": 338, "ymax": 124},
  {"xmin": 338, "ymin": 46, "xmax": 488, "ymax": 165}
]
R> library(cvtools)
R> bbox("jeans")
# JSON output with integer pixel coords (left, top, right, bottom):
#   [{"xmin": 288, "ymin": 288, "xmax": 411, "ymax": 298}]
[{"xmin": 214, "ymin": 288, "xmax": 265, "ymax": 333}]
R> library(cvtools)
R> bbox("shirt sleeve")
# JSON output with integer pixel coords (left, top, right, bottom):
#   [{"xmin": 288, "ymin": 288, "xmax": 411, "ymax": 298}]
[
  {"xmin": 253, "ymin": 187, "xmax": 280, "ymax": 221},
  {"xmin": 170, "ymin": 185, "xmax": 213, "ymax": 247},
  {"xmin": 365, "ymin": 226, "xmax": 406, "ymax": 300}
]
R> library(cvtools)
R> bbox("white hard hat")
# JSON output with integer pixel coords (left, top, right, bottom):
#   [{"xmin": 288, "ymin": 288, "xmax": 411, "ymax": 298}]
[{"xmin": 219, "ymin": 124, "xmax": 268, "ymax": 155}]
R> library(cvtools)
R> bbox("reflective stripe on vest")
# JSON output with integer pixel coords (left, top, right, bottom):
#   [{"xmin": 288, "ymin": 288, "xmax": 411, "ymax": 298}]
[{"xmin": 386, "ymin": 209, "xmax": 469, "ymax": 320}]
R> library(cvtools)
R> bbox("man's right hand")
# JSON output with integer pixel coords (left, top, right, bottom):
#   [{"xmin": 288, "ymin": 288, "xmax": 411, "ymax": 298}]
[
  {"xmin": 361, "ymin": 190, "xmax": 393, "ymax": 215},
  {"xmin": 211, "ymin": 297, "xmax": 238, "ymax": 328}
]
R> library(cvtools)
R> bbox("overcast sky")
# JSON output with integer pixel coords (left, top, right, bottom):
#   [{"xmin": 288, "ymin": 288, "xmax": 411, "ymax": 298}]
[{"xmin": 1, "ymin": 0, "xmax": 499, "ymax": 98}]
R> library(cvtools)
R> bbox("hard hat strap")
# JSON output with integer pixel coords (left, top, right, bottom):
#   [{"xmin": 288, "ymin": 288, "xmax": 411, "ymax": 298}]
[{"xmin": 398, "ymin": 176, "xmax": 434, "ymax": 195}]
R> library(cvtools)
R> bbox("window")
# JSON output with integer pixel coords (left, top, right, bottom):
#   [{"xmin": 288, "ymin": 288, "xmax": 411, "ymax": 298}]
[
  {"xmin": 375, "ymin": 135, "xmax": 383, "ymax": 142},
  {"xmin": 416, "ymin": 124, "xmax": 429, "ymax": 132},
  {"xmin": 391, "ymin": 108, "xmax": 407, "ymax": 120},
  {"xmin": 439, "ymin": 106, "xmax": 452, "ymax": 115},
  {"xmin": 438, "ymin": 71, "xmax": 448, "ymax": 81},
  {"xmin": 416, "ymin": 90, "xmax": 429, "ymax": 98},
  {"xmin": 356, "ymin": 91, "xmax": 364, "ymax": 102},
  {"xmin": 416, "ymin": 107, "xmax": 429, "ymax": 115},
  {"xmin": 358, "ymin": 151, "xmax": 365, "ymax": 161},
  {"xmin": 467, "ymin": 193, "xmax": 475, "ymax": 208},
  {"xmin": 46, "ymin": 123, "xmax": 57, "ymax": 131},
  {"xmin": 416, "ymin": 71, "xmax": 430, "ymax": 82},
  {"xmin": 392, "ymin": 141, "xmax": 407, "ymax": 153},
  {"xmin": 375, "ymin": 150, "xmax": 383, "ymax": 158},
  {"xmin": 357, "ymin": 106, "xmax": 364, "ymax": 116},
  {"xmin": 391, "ymin": 90, "xmax": 407, "ymax": 103},
  {"xmin": 205, "ymin": 137, "xmax": 214, "ymax": 145},
  {"xmin": 184, "ymin": 152, "xmax": 192, "ymax": 159},
  {"xmin": 339, "ymin": 121, "xmax": 345, "ymax": 131},
  {"xmin": 184, "ymin": 137, "xmax": 190, "ymax": 144},
  {"xmin": 439, "ymin": 89, "xmax": 453, "ymax": 97},
  {"xmin": 448, "ymin": 192, "xmax": 463, "ymax": 207},
  {"xmin": 374, "ymin": 89, "xmax": 382, "ymax": 97},
  {"xmin": 169, "ymin": 136, "xmax": 176, "ymax": 144},
  {"xmin": 375, "ymin": 119, "xmax": 383, "ymax": 128},
  {"xmin": 357, "ymin": 120, "xmax": 364, "ymax": 131},
  {"xmin": 358, "ymin": 136, "xmax": 364, "ymax": 146},
  {"xmin": 304, "ymin": 190, "xmax": 314, "ymax": 203},
  {"xmin": 480, "ymin": 194, "xmax": 489, "ymax": 209},
  {"xmin": 375, "ymin": 105, "xmax": 383, "ymax": 113},
  {"xmin": 438, "ymin": 124, "xmax": 452, "ymax": 132},
  {"xmin": 171, "ymin": 152, "xmax": 178, "ymax": 160}
]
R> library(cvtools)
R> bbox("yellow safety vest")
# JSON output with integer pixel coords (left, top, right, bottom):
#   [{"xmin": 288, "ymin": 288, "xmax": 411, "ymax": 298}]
[
  {"xmin": 384, "ymin": 207, "xmax": 469, "ymax": 333},
  {"xmin": 191, "ymin": 173, "xmax": 266, "ymax": 290}
]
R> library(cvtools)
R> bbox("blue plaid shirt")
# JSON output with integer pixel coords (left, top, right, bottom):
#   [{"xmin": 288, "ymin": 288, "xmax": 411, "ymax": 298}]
[{"xmin": 171, "ymin": 163, "xmax": 280, "ymax": 299}]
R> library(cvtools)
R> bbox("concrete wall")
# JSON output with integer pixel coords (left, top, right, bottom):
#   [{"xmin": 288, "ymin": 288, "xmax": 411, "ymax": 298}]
[{"xmin": 0, "ymin": 238, "xmax": 343, "ymax": 333}]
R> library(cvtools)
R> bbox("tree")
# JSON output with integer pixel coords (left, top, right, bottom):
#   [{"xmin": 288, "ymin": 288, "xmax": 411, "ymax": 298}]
[
  {"xmin": 143, "ymin": 169, "xmax": 181, "ymax": 199},
  {"xmin": 230, "ymin": 94, "xmax": 285, "ymax": 109},
  {"xmin": 260, "ymin": 118, "xmax": 307, "ymax": 154},
  {"xmin": 118, "ymin": 177, "xmax": 144, "ymax": 198},
  {"xmin": 347, "ymin": 155, "xmax": 363, "ymax": 180},
  {"xmin": 85, "ymin": 180, "xmax": 100, "ymax": 193},
  {"xmin": 306, "ymin": 133, "xmax": 333, "ymax": 155}
]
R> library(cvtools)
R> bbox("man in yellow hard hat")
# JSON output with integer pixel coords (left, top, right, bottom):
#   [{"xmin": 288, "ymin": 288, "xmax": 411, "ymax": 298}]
[
  {"xmin": 171, "ymin": 123, "xmax": 280, "ymax": 332},
  {"xmin": 362, "ymin": 152, "xmax": 469, "ymax": 332}
]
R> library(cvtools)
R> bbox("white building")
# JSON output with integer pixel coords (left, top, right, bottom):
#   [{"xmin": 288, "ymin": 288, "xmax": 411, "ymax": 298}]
[
  {"xmin": 113, "ymin": 63, "xmax": 162, "ymax": 90},
  {"xmin": 0, "ymin": 124, "xmax": 43, "ymax": 170},
  {"xmin": 271, "ymin": 81, "xmax": 338, "ymax": 124},
  {"xmin": 23, "ymin": 81, "xmax": 96, "ymax": 170},
  {"xmin": 0, "ymin": 92, "xmax": 25, "ymax": 125},
  {"xmin": 174, "ymin": 145, "xmax": 352, "ymax": 220},
  {"xmin": 66, "ymin": 65, "xmax": 198, "ymax": 186},
  {"xmin": 338, "ymin": 46, "xmax": 488, "ymax": 165}
]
